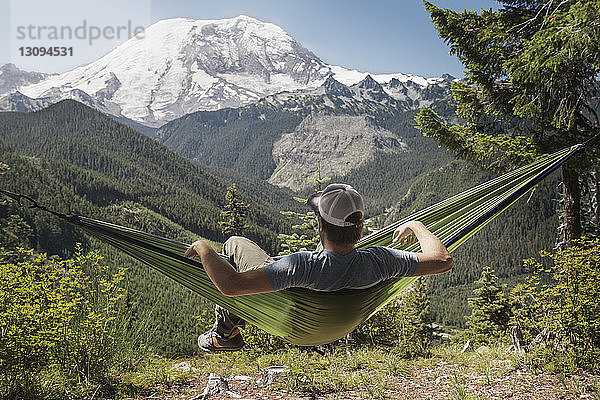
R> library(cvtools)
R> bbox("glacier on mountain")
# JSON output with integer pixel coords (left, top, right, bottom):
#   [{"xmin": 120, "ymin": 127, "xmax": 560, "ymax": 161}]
[{"xmin": 4, "ymin": 15, "xmax": 452, "ymax": 127}]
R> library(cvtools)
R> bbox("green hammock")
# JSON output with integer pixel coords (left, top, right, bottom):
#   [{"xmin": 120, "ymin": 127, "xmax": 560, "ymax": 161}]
[{"xmin": 6, "ymin": 144, "xmax": 583, "ymax": 346}]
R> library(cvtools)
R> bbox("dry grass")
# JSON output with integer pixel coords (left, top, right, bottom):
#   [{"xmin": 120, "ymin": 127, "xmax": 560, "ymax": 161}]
[{"xmin": 118, "ymin": 343, "xmax": 600, "ymax": 399}]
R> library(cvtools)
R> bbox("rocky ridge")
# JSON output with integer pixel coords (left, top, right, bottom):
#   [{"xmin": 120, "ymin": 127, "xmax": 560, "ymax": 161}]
[{"xmin": 269, "ymin": 114, "xmax": 408, "ymax": 190}]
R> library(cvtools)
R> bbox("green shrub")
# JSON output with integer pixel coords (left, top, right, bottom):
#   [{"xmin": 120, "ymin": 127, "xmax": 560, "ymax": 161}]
[
  {"xmin": 0, "ymin": 214, "xmax": 33, "ymax": 250},
  {"xmin": 0, "ymin": 245, "xmax": 129, "ymax": 398},
  {"xmin": 510, "ymin": 238, "xmax": 600, "ymax": 371},
  {"xmin": 242, "ymin": 322, "xmax": 289, "ymax": 352},
  {"xmin": 354, "ymin": 278, "xmax": 434, "ymax": 357}
]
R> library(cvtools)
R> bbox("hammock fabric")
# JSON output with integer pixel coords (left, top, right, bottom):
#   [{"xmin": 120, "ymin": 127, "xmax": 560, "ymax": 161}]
[{"xmin": 8, "ymin": 144, "xmax": 584, "ymax": 346}]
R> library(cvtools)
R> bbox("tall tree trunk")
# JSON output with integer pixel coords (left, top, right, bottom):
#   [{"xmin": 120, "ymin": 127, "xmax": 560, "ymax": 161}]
[
  {"xmin": 560, "ymin": 165, "xmax": 583, "ymax": 247},
  {"xmin": 594, "ymin": 172, "xmax": 600, "ymax": 229}
]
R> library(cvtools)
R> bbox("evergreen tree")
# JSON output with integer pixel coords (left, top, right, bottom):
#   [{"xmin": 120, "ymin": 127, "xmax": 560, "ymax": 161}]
[
  {"xmin": 277, "ymin": 164, "xmax": 329, "ymax": 255},
  {"xmin": 464, "ymin": 267, "xmax": 511, "ymax": 343},
  {"xmin": 417, "ymin": 1, "xmax": 600, "ymax": 246},
  {"xmin": 277, "ymin": 203, "xmax": 319, "ymax": 255},
  {"xmin": 218, "ymin": 184, "xmax": 249, "ymax": 236},
  {"xmin": 0, "ymin": 163, "xmax": 33, "ymax": 249},
  {"xmin": 0, "ymin": 215, "xmax": 33, "ymax": 250},
  {"xmin": 396, "ymin": 278, "xmax": 434, "ymax": 356}
]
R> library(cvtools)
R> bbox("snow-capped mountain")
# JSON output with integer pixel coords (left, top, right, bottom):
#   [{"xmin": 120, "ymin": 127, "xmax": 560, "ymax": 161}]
[
  {"xmin": 4, "ymin": 15, "xmax": 453, "ymax": 127},
  {"xmin": 0, "ymin": 64, "xmax": 50, "ymax": 97},
  {"xmin": 263, "ymin": 73, "xmax": 454, "ymax": 112},
  {"xmin": 12, "ymin": 16, "xmax": 331, "ymax": 127}
]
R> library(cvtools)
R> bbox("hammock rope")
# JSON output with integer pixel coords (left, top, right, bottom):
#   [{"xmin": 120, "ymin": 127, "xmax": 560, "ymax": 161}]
[{"xmin": 0, "ymin": 143, "xmax": 585, "ymax": 345}]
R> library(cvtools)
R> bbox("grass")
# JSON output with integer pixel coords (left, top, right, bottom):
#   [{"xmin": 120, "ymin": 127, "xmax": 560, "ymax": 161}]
[
  {"xmin": 27, "ymin": 341, "xmax": 596, "ymax": 399},
  {"xmin": 111, "ymin": 346, "xmax": 416, "ymax": 398},
  {"xmin": 113, "ymin": 343, "xmax": 525, "ymax": 398}
]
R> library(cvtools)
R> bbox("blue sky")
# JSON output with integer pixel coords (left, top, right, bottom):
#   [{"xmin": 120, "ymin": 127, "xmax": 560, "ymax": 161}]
[{"xmin": 1, "ymin": 0, "xmax": 498, "ymax": 77}]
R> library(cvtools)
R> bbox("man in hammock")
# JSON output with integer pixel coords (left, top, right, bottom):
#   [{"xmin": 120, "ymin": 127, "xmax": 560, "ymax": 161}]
[{"xmin": 185, "ymin": 183, "xmax": 453, "ymax": 352}]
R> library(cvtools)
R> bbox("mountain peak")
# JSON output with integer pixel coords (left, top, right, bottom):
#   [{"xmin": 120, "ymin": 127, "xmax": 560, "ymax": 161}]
[
  {"xmin": 8, "ymin": 17, "xmax": 446, "ymax": 127},
  {"xmin": 388, "ymin": 78, "xmax": 404, "ymax": 88},
  {"xmin": 1, "ymin": 63, "xmax": 18, "ymax": 73},
  {"xmin": 17, "ymin": 16, "xmax": 330, "ymax": 127},
  {"xmin": 322, "ymin": 75, "xmax": 353, "ymax": 97},
  {"xmin": 357, "ymin": 74, "xmax": 383, "ymax": 91},
  {"xmin": 0, "ymin": 63, "xmax": 49, "ymax": 97},
  {"xmin": 147, "ymin": 15, "xmax": 291, "ymax": 44},
  {"xmin": 232, "ymin": 14, "xmax": 266, "ymax": 23}
]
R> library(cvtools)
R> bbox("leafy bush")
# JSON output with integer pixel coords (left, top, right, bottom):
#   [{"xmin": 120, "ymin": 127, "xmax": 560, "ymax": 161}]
[
  {"xmin": 0, "ymin": 245, "xmax": 129, "ymax": 398},
  {"xmin": 510, "ymin": 238, "xmax": 600, "ymax": 371},
  {"xmin": 354, "ymin": 278, "xmax": 434, "ymax": 357},
  {"xmin": 243, "ymin": 322, "xmax": 289, "ymax": 352}
]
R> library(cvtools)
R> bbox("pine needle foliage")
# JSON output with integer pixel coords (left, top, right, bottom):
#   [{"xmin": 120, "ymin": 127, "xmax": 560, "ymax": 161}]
[
  {"xmin": 417, "ymin": 0, "xmax": 600, "ymax": 243},
  {"xmin": 218, "ymin": 184, "xmax": 249, "ymax": 236},
  {"xmin": 463, "ymin": 267, "xmax": 511, "ymax": 343}
]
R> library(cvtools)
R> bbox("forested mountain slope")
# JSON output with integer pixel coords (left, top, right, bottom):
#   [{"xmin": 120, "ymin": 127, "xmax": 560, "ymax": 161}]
[
  {"xmin": 0, "ymin": 100, "xmax": 306, "ymax": 352},
  {"xmin": 0, "ymin": 100, "xmax": 303, "ymax": 250},
  {"xmin": 155, "ymin": 79, "xmax": 456, "ymax": 214}
]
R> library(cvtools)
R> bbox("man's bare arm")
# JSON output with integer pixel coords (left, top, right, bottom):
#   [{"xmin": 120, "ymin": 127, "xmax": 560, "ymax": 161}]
[
  {"xmin": 392, "ymin": 221, "xmax": 453, "ymax": 276},
  {"xmin": 185, "ymin": 240, "xmax": 274, "ymax": 296}
]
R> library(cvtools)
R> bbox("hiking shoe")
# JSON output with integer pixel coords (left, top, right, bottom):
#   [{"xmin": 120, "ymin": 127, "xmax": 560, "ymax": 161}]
[{"xmin": 197, "ymin": 328, "xmax": 244, "ymax": 352}]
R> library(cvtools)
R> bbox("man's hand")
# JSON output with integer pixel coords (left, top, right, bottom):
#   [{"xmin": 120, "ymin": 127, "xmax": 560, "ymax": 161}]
[
  {"xmin": 392, "ymin": 222, "xmax": 418, "ymax": 246},
  {"xmin": 392, "ymin": 221, "xmax": 453, "ymax": 276},
  {"xmin": 184, "ymin": 240, "xmax": 211, "ymax": 259}
]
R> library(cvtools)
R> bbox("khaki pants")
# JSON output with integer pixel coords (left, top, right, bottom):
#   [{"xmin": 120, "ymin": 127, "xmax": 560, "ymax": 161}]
[{"xmin": 213, "ymin": 236, "xmax": 275, "ymax": 336}]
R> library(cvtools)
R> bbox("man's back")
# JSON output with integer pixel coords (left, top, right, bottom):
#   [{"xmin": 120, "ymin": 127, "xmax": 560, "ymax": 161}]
[{"xmin": 265, "ymin": 246, "xmax": 418, "ymax": 291}]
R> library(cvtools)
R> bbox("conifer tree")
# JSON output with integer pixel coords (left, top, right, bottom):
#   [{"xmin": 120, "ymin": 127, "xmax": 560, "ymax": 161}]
[
  {"xmin": 417, "ymin": 1, "xmax": 600, "ymax": 246},
  {"xmin": 465, "ymin": 267, "xmax": 511, "ymax": 343},
  {"xmin": 218, "ymin": 184, "xmax": 249, "ymax": 236},
  {"xmin": 277, "ymin": 163, "xmax": 330, "ymax": 255},
  {"xmin": 0, "ymin": 162, "xmax": 33, "ymax": 249},
  {"xmin": 397, "ymin": 278, "xmax": 434, "ymax": 356}
]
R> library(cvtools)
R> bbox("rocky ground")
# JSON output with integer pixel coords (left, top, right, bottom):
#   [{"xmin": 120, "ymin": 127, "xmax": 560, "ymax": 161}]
[{"xmin": 124, "ymin": 353, "xmax": 599, "ymax": 400}]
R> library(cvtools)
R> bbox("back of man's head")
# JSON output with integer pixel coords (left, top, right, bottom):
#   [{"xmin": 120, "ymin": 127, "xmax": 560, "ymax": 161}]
[{"xmin": 308, "ymin": 184, "xmax": 365, "ymax": 246}]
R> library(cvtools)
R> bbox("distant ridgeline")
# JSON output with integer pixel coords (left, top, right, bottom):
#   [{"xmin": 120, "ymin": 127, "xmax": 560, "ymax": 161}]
[{"xmin": 0, "ymin": 98, "xmax": 559, "ymax": 351}]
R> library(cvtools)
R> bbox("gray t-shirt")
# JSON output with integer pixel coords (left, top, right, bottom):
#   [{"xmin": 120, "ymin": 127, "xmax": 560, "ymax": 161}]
[{"xmin": 264, "ymin": 246, "xmax": 418, "ymax": 291}]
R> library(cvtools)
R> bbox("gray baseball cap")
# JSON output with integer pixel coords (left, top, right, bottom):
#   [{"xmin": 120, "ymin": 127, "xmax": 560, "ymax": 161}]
[{"xmin": 308, "ymin": 183, "xmax": 365, "ymax": 227}]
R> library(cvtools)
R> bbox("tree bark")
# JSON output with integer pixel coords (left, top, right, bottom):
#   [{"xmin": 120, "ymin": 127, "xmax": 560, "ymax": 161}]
[
  {"xmin": 510, "ymin": 324, "xmax": 525, "ymax": 353},
  {"xmin": 561, "ymin": 165, "xmax": 583, "ymax": 247},
  {"xmin": 594, "ymin": 172, "xmax": 599, "ymax": 229}
]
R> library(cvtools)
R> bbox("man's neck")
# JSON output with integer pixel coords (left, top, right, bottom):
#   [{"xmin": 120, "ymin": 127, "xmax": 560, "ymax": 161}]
[{"xmin": 321, "ymin": 239, "xmax": 355, "ymax": 255}]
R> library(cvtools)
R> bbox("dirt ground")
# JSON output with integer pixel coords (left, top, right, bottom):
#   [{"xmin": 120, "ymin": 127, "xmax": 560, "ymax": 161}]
[{"xmin": 133, "ymin": 362, "xmax": 599, "ymax": 400}]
